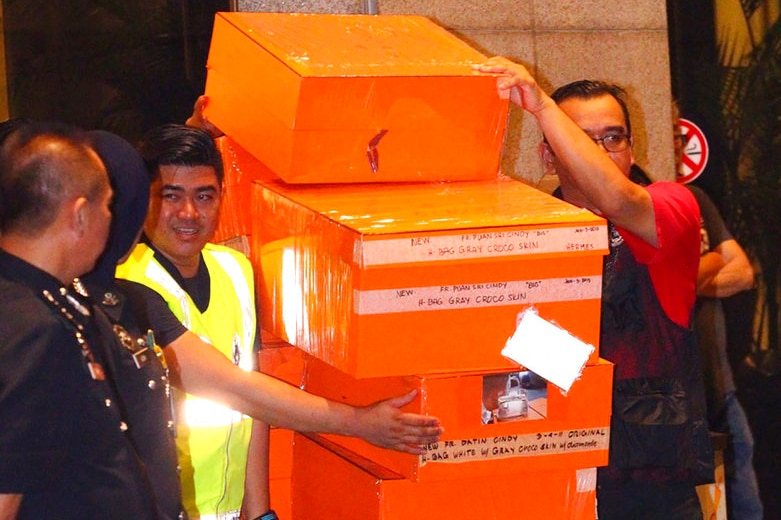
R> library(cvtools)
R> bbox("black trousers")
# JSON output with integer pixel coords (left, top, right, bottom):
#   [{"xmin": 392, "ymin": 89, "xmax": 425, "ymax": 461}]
[{"xmin": 597, "ymin": 478, "xmax": 701, "ymax": 520}]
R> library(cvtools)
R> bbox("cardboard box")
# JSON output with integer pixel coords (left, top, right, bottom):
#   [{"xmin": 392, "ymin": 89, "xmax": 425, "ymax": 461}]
[
  {"xmin": 252, "ymin": 177, "xmax": 608, "ymax": 378},
  {"xmin": 260, "ymin": 342, "xmax": 613, "ymax": 482},
  {"xmin": 696, "ymin": 433, "xmax": 728, "ymax": 520},
  {"xmin": 290, "ymin": 433, "xmax": 598, "ymax": 519},
  {"xmin": 204, "ymin": 12, "xmax": 509, "ymax": 184}
]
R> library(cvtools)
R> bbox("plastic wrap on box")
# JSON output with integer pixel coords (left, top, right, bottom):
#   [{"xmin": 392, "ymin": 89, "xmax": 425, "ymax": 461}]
[
  {"xmin": 260, "ymin": 340, "xmax": 613, "ymax": 482},
  {"xmin": 290, "ymin": 433, "xmax": 599, "ymax": 519},
  {"xmin": 251, "ymin": 176, "xmax": 608, "ymax": 378},
  {"xmin": 204, "ymin": 12, "xmax": 510, "ymax": 184},
  {"xmin": 212, "ymin": 136, "xmax": 276, "ymax": 248}
]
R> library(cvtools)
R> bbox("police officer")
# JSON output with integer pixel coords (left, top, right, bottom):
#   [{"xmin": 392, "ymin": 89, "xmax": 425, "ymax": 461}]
[{"xmin": 0, "ymin": 122, "xmax": 160, "ymax": 519}]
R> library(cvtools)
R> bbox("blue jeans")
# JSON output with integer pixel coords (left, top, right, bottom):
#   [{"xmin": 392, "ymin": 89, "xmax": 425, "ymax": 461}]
[{"xmin": 723, "ymin": 390, "xmax": 764, "ymax": 520}]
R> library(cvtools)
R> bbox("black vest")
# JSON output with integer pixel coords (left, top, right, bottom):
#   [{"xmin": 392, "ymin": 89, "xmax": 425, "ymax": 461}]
[{"xmin": 599, "ymin": 223, "xmax": 713, "ymax": 484}]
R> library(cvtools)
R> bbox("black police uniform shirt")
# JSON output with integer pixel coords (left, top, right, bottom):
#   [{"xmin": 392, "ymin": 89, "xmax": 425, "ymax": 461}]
[
  {"xmin": 85, "ymin": 276, "xmax": 186, "ymax": 520},
  {"xmin": 0, "ymin": 249, "xmax": 159, "ymax": 519}
]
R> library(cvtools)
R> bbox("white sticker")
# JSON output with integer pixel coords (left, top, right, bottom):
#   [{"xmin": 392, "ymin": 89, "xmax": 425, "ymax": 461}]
[
  {"xmin": 501, "ymin": 309, "xmax": 595, "ymax": 392},
  {"xmin": 354, "ymin": 276, "xmax": 602, "ymax": 315},
  {"xmin": 420, "ymin": 428, "xmax": 610, "ymax": 465},
  {"xmin": 356, "ymin": 225, "xmax": 607, "ymax": 266}
]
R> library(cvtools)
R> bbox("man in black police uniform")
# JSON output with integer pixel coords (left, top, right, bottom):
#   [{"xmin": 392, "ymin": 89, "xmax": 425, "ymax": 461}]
[{"xmin": 0, "ymin": 122, "xmax": 159, "ymax": 518}]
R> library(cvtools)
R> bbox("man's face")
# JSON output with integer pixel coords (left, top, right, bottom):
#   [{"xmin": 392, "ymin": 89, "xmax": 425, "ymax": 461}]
[
  {"xmin": 144, "ymin": 164, "xmax": 221, "ymax": 275},
  {"xmin": 556, "ymin": 94, "xmax": 634, "ymax": 177}
]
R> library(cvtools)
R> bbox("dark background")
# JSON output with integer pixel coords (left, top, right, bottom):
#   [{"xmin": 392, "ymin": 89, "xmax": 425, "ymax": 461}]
[
  {"xmin": 2, "ymin": 0, "xmax": 227, "ymax": 144},
  {"xmin": 669, "ymin": 2, "xmax": 781, "ymax": 516}
]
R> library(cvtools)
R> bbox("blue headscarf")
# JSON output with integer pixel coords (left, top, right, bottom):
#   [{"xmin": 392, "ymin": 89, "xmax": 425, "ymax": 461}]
[{"xmin": 84, "ymin": 130, "xmax": 150, "ymax": 288}]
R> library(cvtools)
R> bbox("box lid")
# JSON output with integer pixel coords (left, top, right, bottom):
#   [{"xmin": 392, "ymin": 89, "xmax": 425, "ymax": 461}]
[
  {"xmin": 260, "ymin": 176, "xmax": 605, "ymax": 234},
  {"xmin": 218, "ymin": 12, "xmax": 490, "ymax": 78},
  {"xmin": 205, "ymin": 12, "xmax": 509, "ymax": 183},
  {"xmin": 258, "ymin": 177, "xmax": 608, "ymax": 267}
]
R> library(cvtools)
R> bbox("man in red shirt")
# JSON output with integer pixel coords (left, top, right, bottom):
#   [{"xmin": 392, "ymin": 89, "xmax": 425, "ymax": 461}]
[{"xmin": 477, "ymin": 58, "xmax": 712, "ymax": 520}]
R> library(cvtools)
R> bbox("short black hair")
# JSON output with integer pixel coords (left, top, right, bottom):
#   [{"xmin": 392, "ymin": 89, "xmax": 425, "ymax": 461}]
[
  {"xmin": 550, "ymin": 80, "xmax": 632, "ymax": 138},
  {"xmin": 0, "ymin": 121, "xmax": 104, "ymax": 234},
  {"xmin": 137, "ymin": 123, "xmax": 224, "ymax": 185}
]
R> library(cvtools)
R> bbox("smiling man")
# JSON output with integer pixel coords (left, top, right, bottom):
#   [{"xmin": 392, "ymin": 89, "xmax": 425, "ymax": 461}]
[
  {"xmin": 118, "ymin": 124, "xmax": 267, "ymax": 520},
  {"xmin": 117, "ymin": 124, "xmax": 443, "ymax": 520}
]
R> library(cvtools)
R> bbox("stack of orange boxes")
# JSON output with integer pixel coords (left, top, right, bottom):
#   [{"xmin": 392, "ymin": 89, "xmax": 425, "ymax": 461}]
[{"xmin": 205, "ymin": 12, "xmax": 613, "ymax": 519}]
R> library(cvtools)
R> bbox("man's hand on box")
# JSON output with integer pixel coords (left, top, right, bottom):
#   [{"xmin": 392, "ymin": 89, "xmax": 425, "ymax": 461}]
[
  {"xmin": 356, "ymin": 390, "xmax": 443, "ymax": 454},
  {"xmin": 474, "ymin": 56, "xmax": 552, "ymax": 116},
  {"xmin": 185, "ymin": 95, "xmax": 225, "ymax": 138}
]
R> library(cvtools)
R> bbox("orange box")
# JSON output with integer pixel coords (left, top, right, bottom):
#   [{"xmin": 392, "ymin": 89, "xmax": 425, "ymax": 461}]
[
  {"xmin": 268, "ymin": 428, "xmax": 294, "ymax": 520},
  {"xmin": 260, "ymin": 342, "xmax": 613, "ymax": 482},
  {"xmin": 252, "ymin": 177, "xmax": 608, "ymax": 378},
  {"xmin": 291, "ymin": 433, "xmax": 598, "ymax": 519},
  {"xmin": 204, "ymin": 12, "xmax": 509, "ymax": 184},
  {"xmin": 212, "ymin": 136, "xmax": 276, "ymax": 246},
  {"xmin": 268, "ymin": 427, "xmax": 294, "ymax": 481}
]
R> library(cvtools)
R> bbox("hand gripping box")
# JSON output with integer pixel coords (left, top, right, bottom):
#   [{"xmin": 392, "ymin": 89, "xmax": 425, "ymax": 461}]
[
  {"xmin": 204, "ymin": 12, "xmax": 509, "ymax": 184},
  {"xmin": 290, "ymin": 434, "xmax": 599, "ymax": 520},
  {"xmin": 252, "ymin": 177, "xmax": 608, "ymax": 378},
  {"xmin": 259, "ymin": 340, "xmax": 613, "ymax": 482}
]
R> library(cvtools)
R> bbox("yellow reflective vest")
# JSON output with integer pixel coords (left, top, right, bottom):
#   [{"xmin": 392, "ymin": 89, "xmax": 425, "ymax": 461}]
[{"xmin": 117, "ymin": 242, "xmax": 256, "ymax": 520}]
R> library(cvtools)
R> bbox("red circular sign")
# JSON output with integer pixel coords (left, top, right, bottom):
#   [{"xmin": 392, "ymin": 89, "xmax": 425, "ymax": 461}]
[{"xmin": 676, "ymin": 118, "xmax": 709, "ymax": 184}]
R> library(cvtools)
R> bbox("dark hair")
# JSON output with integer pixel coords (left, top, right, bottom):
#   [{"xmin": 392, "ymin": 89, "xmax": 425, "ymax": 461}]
[
  {"xmin": 0, "ymin": 121, "xmax": 104, "ymax": 235},
  {"xmin": 550, "ymin": 80, "xmax": 632, "ymax": 138},
  {"xmin": 0, "ymin": 117, "xmax": 31, "ymax": 145},
  {"xmin": 137, "ymin": 123, "xmax": 223, "ymax": 185}
]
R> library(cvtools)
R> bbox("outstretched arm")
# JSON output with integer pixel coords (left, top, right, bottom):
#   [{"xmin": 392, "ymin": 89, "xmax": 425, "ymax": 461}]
[
  {"xmin": 475, "ymin": 57, "xmax": 657, "ymax": 246},
  {"xmin": 165, "ymin": 331, "xmax": 442, "ymax": 454}
]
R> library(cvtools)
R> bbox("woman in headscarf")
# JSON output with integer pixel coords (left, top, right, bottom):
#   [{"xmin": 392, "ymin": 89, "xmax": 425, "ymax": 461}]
[{"xmin": 83, "ymin": 130, "xmax": 185, "ymax": 520}]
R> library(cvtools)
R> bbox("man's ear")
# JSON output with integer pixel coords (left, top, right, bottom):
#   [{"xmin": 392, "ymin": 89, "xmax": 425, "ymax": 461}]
[
  {"xmin": 538, "ymin": 142, "xmax": 555, "ymax": 174},
  {"xmin": 538, "ymin": 142, "xmax": 552, "ymax": 163},
  {"xmin": 70, "ymin": 196, "xmax": 89, "ymax": 235}
]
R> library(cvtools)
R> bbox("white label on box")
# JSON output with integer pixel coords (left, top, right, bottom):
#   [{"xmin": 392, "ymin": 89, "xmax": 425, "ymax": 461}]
[
  {"xmin": 501, "ymin": 309, "xmax": 595, "ymax": 392},
  {"xmin": 356, "ymin": 225, "xmax": 607, "ymax": 266},
  {"xmin": 420, "ymin": 427, "xmax": 610, "ymax": 465},
  {"xmin": 354, "ymin": 276, "xmax": 602, "ymax": 315}
]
